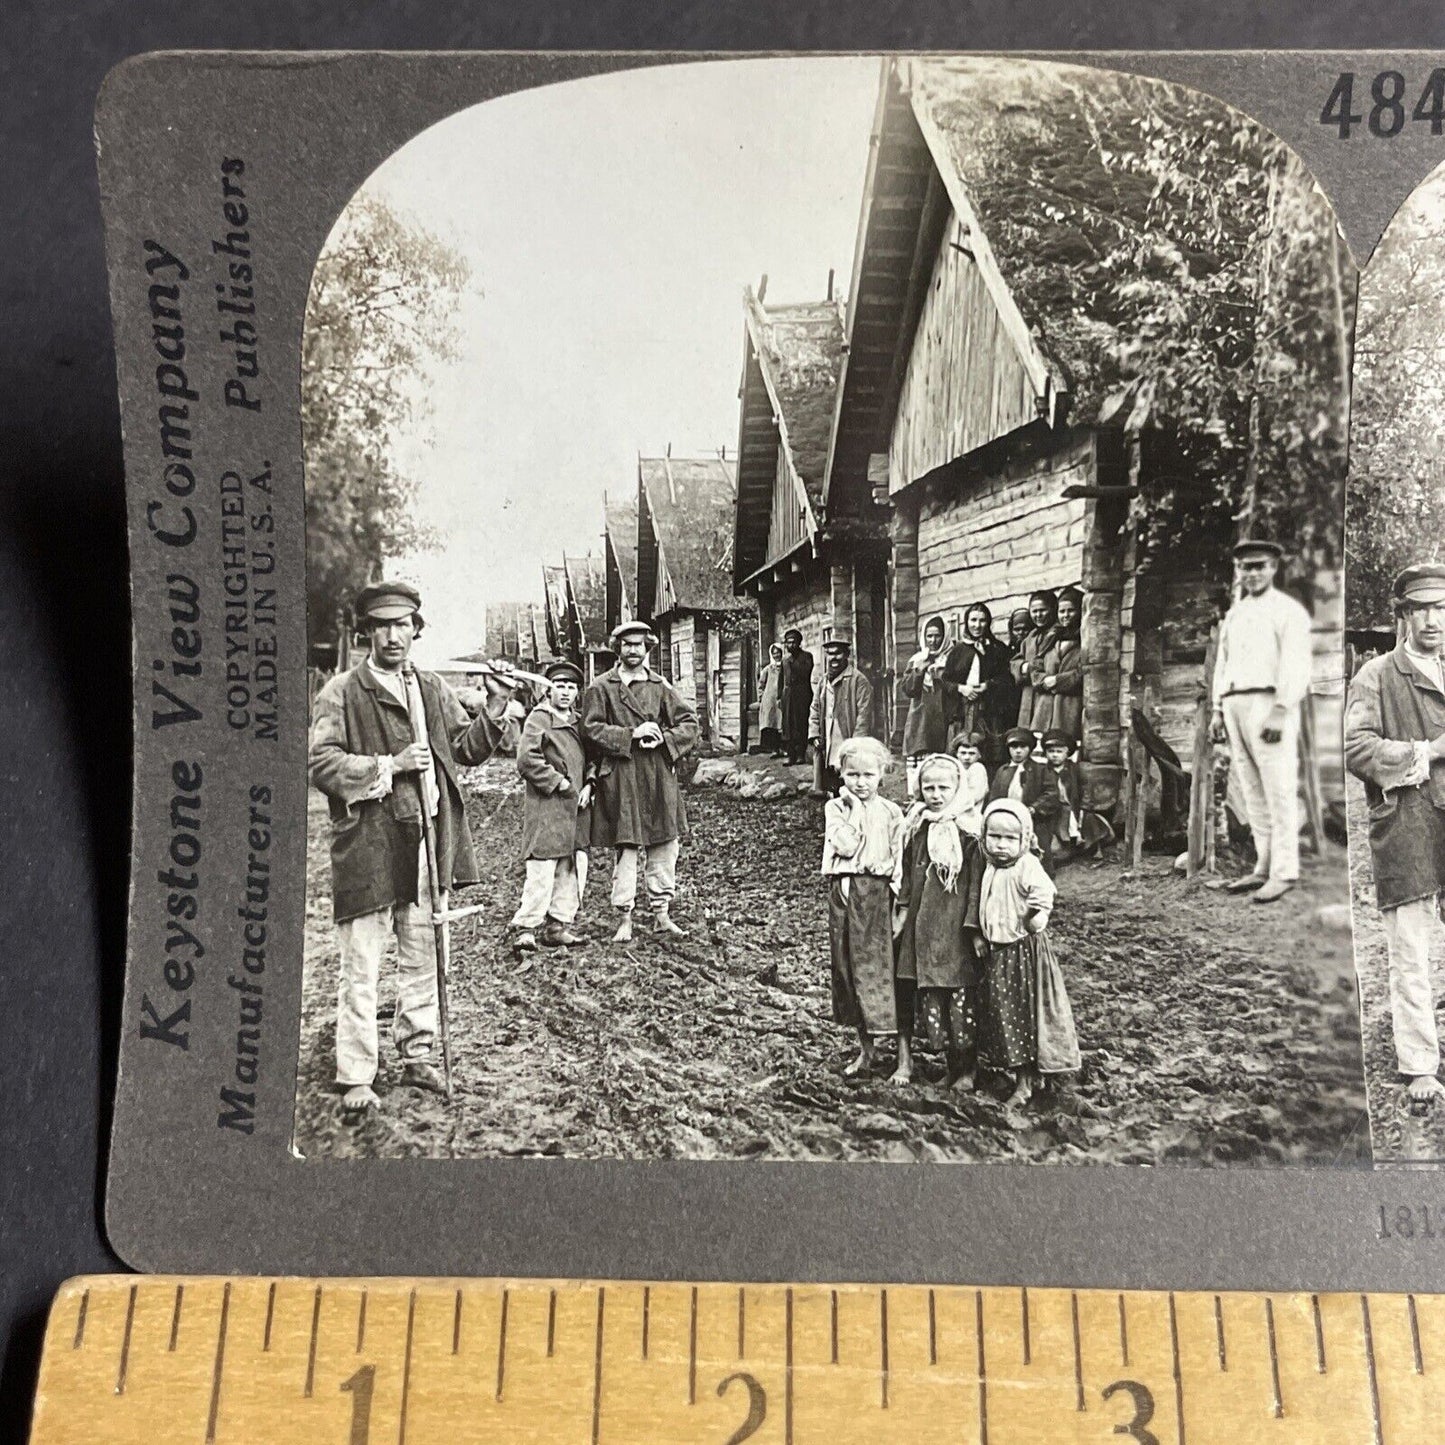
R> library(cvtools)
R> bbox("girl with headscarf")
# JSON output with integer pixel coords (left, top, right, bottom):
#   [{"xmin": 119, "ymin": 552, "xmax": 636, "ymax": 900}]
[
  {"xmin": 758, "ymin": 641, "xmax": 785, "ymax": 755},
  {"xmin": 1013, "ymin": 590, "xmax": 1058, "ymax": 734},
  {"xmin": 893, "ymin": 754, "xmax": 986, "ymax": 1088},
  {"xmin": 1032, "ymin": 585, "xmax": 1084, "ymax": 744},
  {"xmin": 976, "ymin": 798, "xmax": 1081, "ymax": 1107},
  {"xmin": 900, "ymin": 614, "xmax": 954, "ymax": 798},
  {"xmin": 941, "ymin": 601, "xmax": 1012, "ymax": 758}
]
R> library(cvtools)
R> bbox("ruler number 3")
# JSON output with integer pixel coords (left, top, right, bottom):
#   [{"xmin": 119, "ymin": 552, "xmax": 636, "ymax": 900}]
[
  {"xmin": 716, "ymin": 1371, "xmax": 767, "ymax": 1443},
  {"xmin": 1102, "ymin": 1378, "xmax": 1159, "ymax": 1445}
]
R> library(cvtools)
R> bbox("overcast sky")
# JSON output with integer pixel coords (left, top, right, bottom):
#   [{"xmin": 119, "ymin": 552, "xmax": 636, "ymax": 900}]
[{"xmin": 340, "ymin": 57, "xmax": 880, "ymax": 663}]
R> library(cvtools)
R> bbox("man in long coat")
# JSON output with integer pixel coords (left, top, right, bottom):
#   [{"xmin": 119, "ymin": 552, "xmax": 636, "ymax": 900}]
[
  {"xmin": 1345, "ymin": 561, "xmax": 1445, "ymax": 1105},
  {"xmin": 581, "ymin": 620, "xmax": 700, "ymax": 942},
  {"xmin": 809, "ymin": 638, "xmax": 875, "ymax": 796},
  {"xmin": 309, "ymin": 581, "xmax": 525, "ymax": 1117},
  {"xmin": 779, "ymin": 628, "xmax": 814, "ymax": 765}
]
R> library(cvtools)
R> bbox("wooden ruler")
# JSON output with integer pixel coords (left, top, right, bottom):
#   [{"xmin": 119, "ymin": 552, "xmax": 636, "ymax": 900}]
[{"xmin": 25, "ymin": 1276, "xmax": 1445, "ymax": 1443}]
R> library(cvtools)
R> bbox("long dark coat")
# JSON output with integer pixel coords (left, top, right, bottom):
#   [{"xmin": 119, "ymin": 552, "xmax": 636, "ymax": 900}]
[
  {"xmin": 581, "ymin": 667, "xmax": 699, "ymax": 847},
  {"xmin": 900, "ymin": 650, "xmax": 952, "ymax": 756},
  {"xmin": 1033, "ymin": 631, "xmax": 1084, "ymax": 740},
  {"xmin": 1345, "ymin": 645, "xmax": 1445, "ymax": 910},
  {"xmin": 309, "ymin": 663, "xmax": 511, "ymax": 923},
  {"xmin": 1014, "ymin": 626, "xmax": 1056, "ymax": 730},
  {"xmin": 942, "ymin": 635, "xmax": 1014, "ymax": 739},
  {"xmin": 516, "ymin": 703, "xmax": 589, "ymax": 860},
  {"xmin": 779, "ymin": 648, "xmax": 814, "ymax": 746},
  {"xmin": 895, "ymin": 824, "xmax": 984, "ymax": 991},
  {"xmin": 988, "ymin": 758, "xmax": 1050, "ymax": 809}
]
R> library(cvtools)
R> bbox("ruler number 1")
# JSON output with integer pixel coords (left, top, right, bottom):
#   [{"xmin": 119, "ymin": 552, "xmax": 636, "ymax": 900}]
[
  {"xmin": 340, "ymin": 1365, "xmax": 375, "ymax": 1445},
  {"xmin": 1102, "ymin": 1378, "xmax": 1159, "ymax": 1445}
]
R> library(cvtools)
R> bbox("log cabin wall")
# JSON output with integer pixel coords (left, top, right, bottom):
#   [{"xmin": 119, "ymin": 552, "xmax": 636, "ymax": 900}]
[
  {"xmin": 888, "ymin": 498, "xmax": 921, "ymax": 744},
  {"xmin": 772, "ymin": 569, "xmax": 832, "ymax": 701},
  {"xmin": 765, "ymin": 444, "xmax": 810, "ymax": 568},
  {"xmin": 692, "ymin": 618, "xmax": 710, "ymax": 740}
]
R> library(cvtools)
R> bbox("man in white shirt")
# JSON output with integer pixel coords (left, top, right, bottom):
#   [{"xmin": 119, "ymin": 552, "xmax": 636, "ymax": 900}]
[{"xmin": 1210, "ymin": 538, "xmax": 1314, "ymax": 903}]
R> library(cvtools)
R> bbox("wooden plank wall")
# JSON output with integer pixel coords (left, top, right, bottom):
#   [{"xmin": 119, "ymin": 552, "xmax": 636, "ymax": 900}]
[
  {"xmin": 713, "ymin": 634, "xmax": 745, "ymax": 750},
  {"xmin": 693, "ymin": 620, "xmax": 710, "ymax": 740},
  {"xmin": 764, "ymin": 444, "xmax": 809, "ymax": 568},
  {"xmin": 887, "ymin": 212, "xmax": 1039, "ymax": 498}
]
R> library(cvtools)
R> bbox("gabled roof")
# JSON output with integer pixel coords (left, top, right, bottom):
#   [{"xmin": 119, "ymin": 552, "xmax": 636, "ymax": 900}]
[
  {"xmin": 603, "ymin": 492, "xmax": 638, "ymax": 617},
  {"xmin": 637, "ymin": 456, "xmax": 743, "ymax": 617},
  {"xmin": 734, "ymin": 291, "xmax": 847, "ymax": 586},
  {"xmin": 542, "ymin": 564, "xmax": 570, "ymax": 656},
  {"xmin": 563, "ymin": 553, "xmax": 606, "ymax": 651}
]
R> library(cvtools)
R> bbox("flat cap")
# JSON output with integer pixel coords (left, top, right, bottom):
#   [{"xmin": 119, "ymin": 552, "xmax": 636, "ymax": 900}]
[
  {"xmin": 608, "ymin": 620, "xmax": 656, "ymax": 648},
  {"xmin": 1041, "ymin": 729, "xmax": 1074, "ymax": 749},
  {"xmin": 1004, "ymin": 726, "xmax": 1035, "ymax": 748},
  {"xmin": 544, "ymin": 659, "xmax": 584, "ymax": 684},
  {"xmin": 355, "ymin": 580, "xmax": 422, "ymax": 622},
  {"xmin": 1232, "ymin": 538, "xmax": 1284, "ymax": 559},
  {"xmin": 821, "ymin": 638, "xmax": 852, "ymax": 653},
  {"xmin": 1394, "ymin": 561, "xmax": 1445, "ymax": 607}
]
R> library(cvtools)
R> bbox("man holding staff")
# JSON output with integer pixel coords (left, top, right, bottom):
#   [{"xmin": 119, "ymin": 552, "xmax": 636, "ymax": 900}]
[
  {"xmin": 1209, "ymin": 538, "xmax": 1314, "ymax": 904},
  {"xmin": 1346, "ymin": 561, "xmax": 1445, "ymax": 1105},
  {"xmin": 309, "ymin": 580, "xmax": 525, "ymax": 1119}
]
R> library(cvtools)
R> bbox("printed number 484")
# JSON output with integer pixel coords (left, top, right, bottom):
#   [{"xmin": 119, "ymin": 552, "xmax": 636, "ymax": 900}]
[{"xmin": 1321, "ymin": 70, "xmax": 1445, "ymax": 138}]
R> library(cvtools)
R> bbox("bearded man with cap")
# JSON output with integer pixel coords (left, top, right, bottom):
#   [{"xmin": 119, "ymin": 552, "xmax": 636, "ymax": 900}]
[
  {"xmin": 1345, "ymin": 561, "xmax": 1445, "ymax": 1104},
  {"xmin": 309, "ymin": 580, "xmax": 527, "ymax": 1118},
  {"xmin": 1209, "ymin": 538, "xmax": 1314, "ymax": 904},
  {"xmin": 809, "ymin": 638, "xmax": 875, "ymax": 797},
  {"xmin": 580, "ymin": 620, "xmax": 700, "ymax": 942}
]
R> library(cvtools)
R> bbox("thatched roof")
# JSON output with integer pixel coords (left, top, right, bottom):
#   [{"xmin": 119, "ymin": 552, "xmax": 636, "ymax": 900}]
[
  {"xmin": 638, "ymin": 455, "xmax": 743, "ymax": 616},
  {"xmin": 564, "ymin": 553, "xmax": 606, "ymax": 651}
]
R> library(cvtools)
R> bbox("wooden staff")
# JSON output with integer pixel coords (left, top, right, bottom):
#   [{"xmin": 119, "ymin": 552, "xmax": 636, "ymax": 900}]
[{"xmin": 1186, "ymin": 626, "xmax": 1219, "ymax": 878}]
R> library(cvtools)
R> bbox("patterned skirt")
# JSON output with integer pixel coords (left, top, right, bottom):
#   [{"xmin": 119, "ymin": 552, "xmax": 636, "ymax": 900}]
[{"xmin": 977, "ymin": 929, "xmax": 1081, "ymax": 1075}]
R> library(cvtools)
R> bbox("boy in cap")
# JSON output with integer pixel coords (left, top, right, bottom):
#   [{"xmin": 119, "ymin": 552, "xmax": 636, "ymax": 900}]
[
  {"xmin": 581, "ymin": 620, "xmax": 700, "ymax": 942},
  {"xmin": 809, "ymin": 638, "xmax": 875, "ymax": 797},
  {"xmin": 1210, "ymin": 538, "xmax": 1314, "ymax": 903},
  {"xmin": 989, "ymin": 727, "xmax": 1047, "ymax": 810},
  {"xmin": 1345, "ymin": 560, "xmax": 1445, "ymax": 1104},
  {"xmin": 309, "ymin": 580, "xmax": 527, "ymax": 1118},
  {"xmin": 511, "ymin": 659, "xmax": 593, "ymax": 952}
]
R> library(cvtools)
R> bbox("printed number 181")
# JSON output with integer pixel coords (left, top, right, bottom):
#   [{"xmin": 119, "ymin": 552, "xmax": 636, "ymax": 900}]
[{"xmin": 1321, "ymin": 70, "xmax": 1445, "ymax": 138}]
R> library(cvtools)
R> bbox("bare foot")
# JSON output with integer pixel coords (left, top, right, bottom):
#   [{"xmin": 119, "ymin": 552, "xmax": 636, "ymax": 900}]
[
  {"xmin": 889, "ymin": 1061, "xmax": 913, "ymax": 1086},
  {"xmin": 1406, "ymin": 1075, "xmax": 1445, "ymax": 1108},
  {"xmin": 951, "ymin": 1070, "xmax": 976, "ymax": 1092},
  {"xmin": 340, "ymin": 1084, "xmax": 380, "ymax": 1121},
  {"xmin": 843, "ymin": 1048, "xmax": 872, "ymax": 1078},
  {"xmin": 611, "ymin": 913, "xmax": 634, "ymax": 944},
  {"xmin": 1006, "ymin": 1073, "xmax": 1033, "ymax": 1108}
]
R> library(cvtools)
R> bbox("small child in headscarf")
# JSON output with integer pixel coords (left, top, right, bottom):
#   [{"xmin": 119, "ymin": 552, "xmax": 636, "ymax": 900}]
[
  {"xmin": 976, "ymin": 798, "xmax": 1081, "ymax": 1108},
  {"xmin": 894, "ymin": 754, "xmax": 986, "ymax": 1088}
]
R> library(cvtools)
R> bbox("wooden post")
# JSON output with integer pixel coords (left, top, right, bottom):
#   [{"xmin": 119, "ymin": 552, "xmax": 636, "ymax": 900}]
[
  {"xmin": 1299, "ymin": 692, "xmax": 1326, "ymax": 855},
  {"xmin": 1186, "ymin": 625, "xmax": 1219, "ymax": 878},
  {"xmin": 1129, "ymin": 732, "xmax": 1149, "ymax": 871}
]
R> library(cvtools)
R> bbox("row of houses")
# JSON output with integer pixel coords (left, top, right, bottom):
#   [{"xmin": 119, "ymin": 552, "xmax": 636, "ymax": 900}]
[{"xmin": 494, "ymin": 58, "xmax": 1349, "ymax": 808}]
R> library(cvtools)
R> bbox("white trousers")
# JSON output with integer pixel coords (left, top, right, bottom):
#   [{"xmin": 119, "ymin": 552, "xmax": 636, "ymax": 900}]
[
  {"xmin": 1222, "ymin": 692, "xmax": 1300, "ymax": 883},
  {"xmin": 510, "ymin": 853, "xmax": 588, "ymax": 930},
  {"xmin": 1383, "ymin": 894, "xmax": 1443, "ymax": 1078},
  {"xmin": 335, "ymin": 838, "xmax": 436, "ymax": 1087},
  {"xmin": 611, "ymin": 838, "xmax": 680, "ymax": 911}
]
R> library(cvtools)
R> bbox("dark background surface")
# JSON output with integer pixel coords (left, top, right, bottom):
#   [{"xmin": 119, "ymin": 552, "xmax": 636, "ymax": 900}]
[{"xmin": 3, "ymin": 2, "xmax": 1443, "ymax": 1436}]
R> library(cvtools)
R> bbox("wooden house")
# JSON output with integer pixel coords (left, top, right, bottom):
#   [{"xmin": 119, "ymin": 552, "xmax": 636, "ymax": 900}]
[
  {"xmin": 602, "ymin": 491, "xmax": 639, "ymax": 638},
  {"xmin": 541, "ymin": 564, "xmax": 572, "ymax": 664},
  {"xmin": 827, "ymin": 57, "xmax": 1348, "ymax": 812},
  {"xmin": 732, "ymin": 290, "xmax": 892, "ymax": 731},
  {"xmin": 636, "ymin": 454, "xmax": 756, "ymax": 751},
  {"xmin": 563, "ymin": 552, "xmax": 609, "ymax": 682}
]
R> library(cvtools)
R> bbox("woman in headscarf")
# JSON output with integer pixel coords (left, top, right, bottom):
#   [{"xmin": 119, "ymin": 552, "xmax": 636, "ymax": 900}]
[
  {"xmin": 893, "ymin": 753, "xmax": 986, "ymax": 1088},
  {"xmin": 1000, "ymin": 607, "xmax": 1033, "ymax": 734},
  {"xmin": 941, "ymin": 601, "xmax": 1012, "ymax": 760},
  {"xmin": 1032, "ymin": 585, "xmax": 1084, "ymax": 745},
  {"xmin": 976, "ymin": 798, "xmax": 1081, "ymax": 1108},
  {"xmin": 1014, "ymin": 589, "xmax": 1058, "ymax": 735},
  {"xmin": 758, "ymin": 641, "xmax": 785, "ymax": 756},
  {"xmin": 899, "ymin": 614, "xmax": 953, "ymax": 798}
]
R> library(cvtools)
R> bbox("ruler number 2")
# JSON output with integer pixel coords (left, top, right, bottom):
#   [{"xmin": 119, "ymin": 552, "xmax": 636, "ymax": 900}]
[
  {"xmin": 340, "ymin": 1365, "xmax": 375, "ymax": 1445},
  {"xmin": 716, "ymin": 1371, "xmax": 767, "ymax": 1443},
  {"xmin": 1102, "ymin": 1378, "xmax": 1159, "ymax": 1445}
]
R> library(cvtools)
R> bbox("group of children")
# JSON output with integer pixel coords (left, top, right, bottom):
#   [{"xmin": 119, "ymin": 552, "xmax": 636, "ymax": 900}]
[{"xmin": 823, "ymin": 735, "xmax": 1081, "ymax": 1107}]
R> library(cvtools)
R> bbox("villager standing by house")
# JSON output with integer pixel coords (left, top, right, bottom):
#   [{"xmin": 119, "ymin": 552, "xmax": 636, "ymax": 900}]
[
  {"xmin": 1013, "ymin": 590, "xmax": 1058, "ymax": 736},
  {"xmin": 901, "ymin": 615, "xmax": 955, "ymax": 797},
  {"xmin": 1210, "ymin": 539, "xmax": 1314, "ymax": 904},
  {"xmin": 779, "ymin": 628, "xmax": 814, "ymax": 765},
  {"xmin": 510, "ymin": 659, "xmax": 593, "ymax": 953},
  {"xmin": 308, "ymin": 581, "xmax": 526, "ymax": 1120},
  {"xmin": 1344, "ymin": 561, "xmax": 1445, "ymax": 1105},
  {"xmin": 581, "ymin": 620, "xmax": 700, "ymax": 943},
  {"xmin": 944, "ymin": 601, "xmax": 1013, "ymax": 759},
  {"xmin": 1032, "ymin": 587, "xmax": 1084, "ymax": 747},
  {"xmin": 1001, "ymin": 608, "xmax": 1034, "ymax": 735},
  {"xmin": 822, "ymin": 736, "xmax": 905, "ymax": 1080},
  {"xmin": 759, "ymin": 641, "xmax": 785, "ymax": 755},
  {"xmin": 810, "ymin": 639, "xmax": 875, "ymax": 796}
]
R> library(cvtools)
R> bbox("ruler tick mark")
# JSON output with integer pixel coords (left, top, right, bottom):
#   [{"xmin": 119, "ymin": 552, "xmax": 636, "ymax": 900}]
[
  {"xmin": 263, "ymin": 1281, "xmax": 276, "ymax": 1352},
  {"xmin": 1361, "ymin": 1296, "xmax": 1383, "ymax": 1445},
  {"xmin": 928, "ymin": 1288, "xmax": 937, "ymax": 1366},
  {"xmin": 72, "ymin": 1288, "xmax": 89, "ymax": 1350},
  {"xmin": 689, "ymin": 1286, "xmax": 698, "ymax": 1404},
  {"xmin": 738, "ymin": 1286, "xmax": 745, "ymax": 1358},
  {"xmin": 785, "ymin": 1287, "xmax": 795, "ymax": 1445},
  {"xmin": 1265, "ymin": 1297, "xmax": 1283, "ymax": 1418},
  {"xmin": 1118, "ymin": 1293, "xmax": 1129, "ymax": 1366},
  {"xmin": 496, "ymin": 1289, "xmax": 509, "ymax": 1402},
  {"xmin": 880, "ymin": 1288, "xmax": 890, "ymax": 1409},
  {"xmin": 205, "ymin": 1282, "xmax": 231, "ymax": 1445},
  {"xmin": 548, "ymin": 1288, "xmax": 557, "ymax": 1358},
  {"xmin": 114, "ymin": 1283, "xmax": 137, "ymax": 1395},
  {"xmin": 305, "ymin": 1285, "xmax": 322, "ymax": 1398},
  {"xmin": 641, "ymin": 1285, "xmax": 649, "ymax": 1360},
  {"xmin": 169, "ymin": 1284, "xmax": 184, "ymax": 1351},
  {"xmin": 830, "ymin": 1288, "xmax": 838, "ymax": 1364},
  {"xmin": 398, "ymin": 1289, "xmax": 417, "ymax": 1445},
  {"xmin": 1409, "ymin": 1293, "xmax": 1423, "ymax": 1374},
  {"xmin": 452, "ymin": 1289, "xmax": 462, "ymax": 1356},
  {"xmin": 1311, "ymin": 1294, "xmax": 1326, "ymax": 1373},
  {"xmin": 356, "ymin": 1288, "xmax": 367, "ymax": 1352},
  {"xmin": 1071, "ymin": 1292, "xmax": 1085, "ymax": 1411},
  {"xmin": 1169, "ymin": 1293, "xmax": 1186, "ymax": 1445},
  {"xmin": 591, "ymin": 1288, "xmax": 606, "ymax": 1445},
  {"xmin": 1213, "ymin": 1294, "xmax": 1227, "ymax": 1371},
  {"xmin": 976, "ymin": 1290, "xmax": 989, "ymax": 1445},
  {"xmin": 1021, "ymin": 1285, "xmax": 1031, "ymax": 1365}
]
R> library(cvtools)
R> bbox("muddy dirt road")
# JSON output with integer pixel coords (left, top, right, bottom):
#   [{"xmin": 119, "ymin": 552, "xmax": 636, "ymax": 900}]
[{"xmin": 295, "ymin": 766, "xmax": 1367, "ymax": 1166}]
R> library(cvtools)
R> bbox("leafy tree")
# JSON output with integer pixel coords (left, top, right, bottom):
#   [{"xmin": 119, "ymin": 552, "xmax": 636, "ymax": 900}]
[
  {"xmin": 1346, "ymin": 170, "xmax": 1445, "ymax": 628},
  {"xmin": 302, "ymin": 193, "xmax": 472, "ymax": 653}
]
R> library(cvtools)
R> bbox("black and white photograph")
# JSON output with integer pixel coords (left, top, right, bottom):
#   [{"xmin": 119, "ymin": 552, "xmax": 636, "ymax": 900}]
[
  {"xmin": 1344, "ymin": 157, "xmax": 1445, "ymax": 1163},
  {"xmin": 294, "ymin": 55, "xmax": 1365, "ymax": 1166}
]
